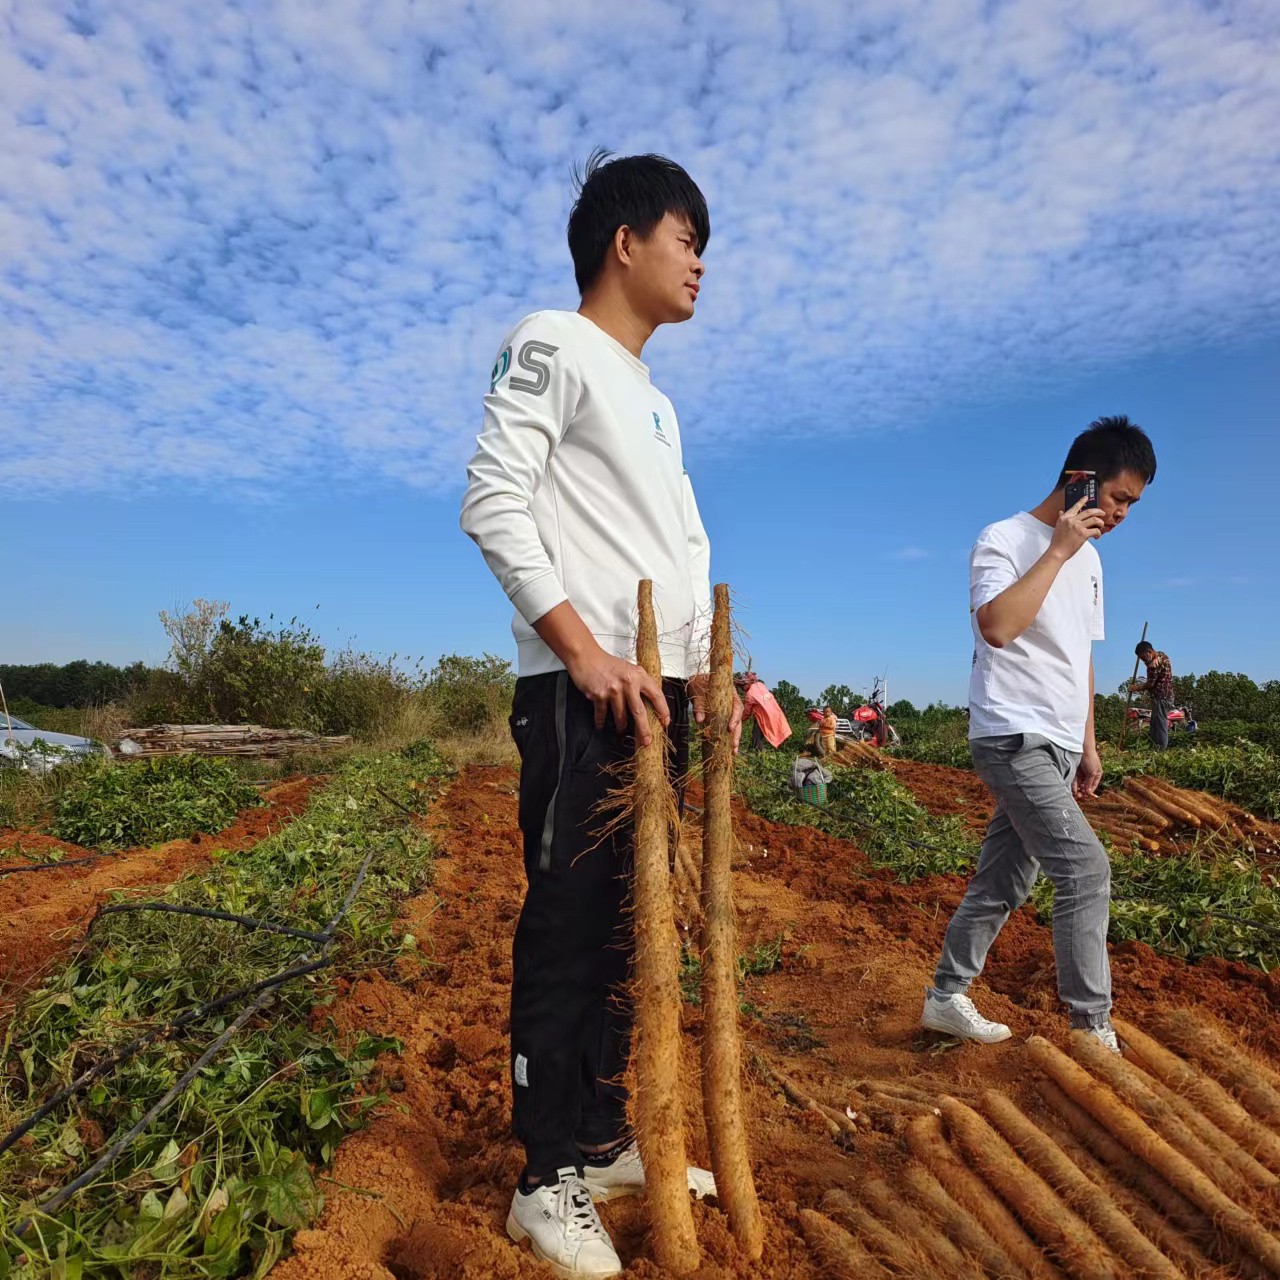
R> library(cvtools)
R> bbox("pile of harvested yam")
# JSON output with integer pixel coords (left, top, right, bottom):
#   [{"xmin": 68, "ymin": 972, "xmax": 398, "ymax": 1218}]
[{"xmin": 793, "ymin": 1014, "xmax": 1280, "ymax": 1278}]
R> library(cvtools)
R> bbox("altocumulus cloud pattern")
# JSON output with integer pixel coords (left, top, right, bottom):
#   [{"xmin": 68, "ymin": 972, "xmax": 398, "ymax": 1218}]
[{"xmin": 2, "ymin": 0, "xmax": 1278, "ymax": 497}]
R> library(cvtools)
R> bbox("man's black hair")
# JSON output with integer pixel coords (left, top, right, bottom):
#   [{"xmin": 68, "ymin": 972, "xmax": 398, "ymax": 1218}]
[
  {"xmin": 567, "ymin": 149, "xmax": 710, "ymax": 295},
  {"xmin": 1058, "ymin": 415, "xmax": 1157, "ymax": 488},
  {"xmin": 1136, "ymin": 641, "xmax": 1155, "ymax": 657}
]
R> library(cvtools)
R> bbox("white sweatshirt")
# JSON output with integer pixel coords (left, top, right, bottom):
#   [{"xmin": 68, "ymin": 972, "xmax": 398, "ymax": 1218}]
[{"xmin": 460, "ymin": 310, "xmax": 713, "ymax": 680}]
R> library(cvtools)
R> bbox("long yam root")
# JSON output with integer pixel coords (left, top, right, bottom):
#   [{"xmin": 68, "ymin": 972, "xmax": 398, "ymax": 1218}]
[
  {"xmin": 940, "ymin": 1095, "xmax": 1125, "ymax": 1279},
  {"xmin": 698, "ymin": 584, "xmax": 765, "ymax": 1260},
  {"xmin": 905, "ymin": 1114, "xmax": 1060, "ymax": 1279},
  {"xmin": 980, "ymin": 1089, "xmax": 1183, "ymax": 1280},
  {"xmin": 1028, "ymin": 1035, "xmax": 1280, "ymax": 1276},
  {"xmin": 798, "ymin": 1208, "xmax": 893, "ymax": 1279},
  {"xmin": 1068, "ymin": 1031, "xmax": 1254, "ymax": 1204},
  {"xmin": 1115, "ymin": 1017, "xmax": 1280, "ymax": 1176},
  {"xmin": 631, "ymin": 580, "xmax": 699, "ymax": 1274}
]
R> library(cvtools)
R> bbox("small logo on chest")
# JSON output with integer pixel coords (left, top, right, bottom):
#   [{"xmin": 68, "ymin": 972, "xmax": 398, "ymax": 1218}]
[{"xmin": 652, "ymin": 411, "xmax": 671, "ymax": 447}]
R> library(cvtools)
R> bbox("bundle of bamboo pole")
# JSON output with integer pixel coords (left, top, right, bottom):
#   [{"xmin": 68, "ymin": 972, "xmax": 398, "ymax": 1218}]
[{"xmin": 114, "ymin": 724, "xmax": 352, "ymax": 759}]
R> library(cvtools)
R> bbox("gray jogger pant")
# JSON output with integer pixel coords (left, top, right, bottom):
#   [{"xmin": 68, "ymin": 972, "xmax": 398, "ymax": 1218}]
[
  {"xmin": 1150, "ymin": 697, "xmax": 1172, "ymax": 750},
  {"xmin": 932, "ymin": 733, "xmax": 1112, "ymax": 1028}
]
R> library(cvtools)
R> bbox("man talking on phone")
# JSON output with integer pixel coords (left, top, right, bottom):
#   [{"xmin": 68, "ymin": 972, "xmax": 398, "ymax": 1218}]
[{"xmin": 921, "ymin": 416, "xmax": 1156, "ymax": 1053}]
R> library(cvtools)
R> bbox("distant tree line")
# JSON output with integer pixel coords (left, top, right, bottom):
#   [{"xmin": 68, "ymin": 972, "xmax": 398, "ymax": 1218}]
[{"xmin": 0, "ymin": 660, "xmax": 154, "ymax": 709}]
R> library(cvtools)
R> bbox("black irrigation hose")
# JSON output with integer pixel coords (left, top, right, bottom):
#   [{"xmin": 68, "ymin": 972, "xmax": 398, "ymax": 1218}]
[
  {"xmin": 0, "ymin": 954, "xmax": 329, "ymax": 1160},
  {"xmin": 24, "ymin": 981, "xmax": 282, "ymax": 1228},
  {"xmin": 0, "ymin": 853, "xmax": 114, "ymax": 878},
  {"xmin": 91, "ymin": 902, "xmax": 326, "ymax": 943},
  {"xmin": 10, "ymin": 845, "xmax": 378, "ymax": 1233}
]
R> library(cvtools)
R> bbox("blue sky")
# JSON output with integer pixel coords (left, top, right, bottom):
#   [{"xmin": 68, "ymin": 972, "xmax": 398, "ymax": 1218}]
[{"xmin": 5, "ymin": 0, "xmax": 1279, "ymax": 708}]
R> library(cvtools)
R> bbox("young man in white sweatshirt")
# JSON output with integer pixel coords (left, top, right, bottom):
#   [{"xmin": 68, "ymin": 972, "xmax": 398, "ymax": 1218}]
[
  {"xmin": 460, "ymin": 152, "xmax": 738, "ymax": 1278},
  {"xmin": 921, "ymin": 416, "xmax": 1156, "ymax": 1055}
]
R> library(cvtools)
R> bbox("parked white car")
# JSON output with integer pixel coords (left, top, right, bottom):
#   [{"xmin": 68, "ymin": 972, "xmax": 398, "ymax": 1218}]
[{"xmin": 0, "ymin": 716, "xmax": 108, "ymax": 773}]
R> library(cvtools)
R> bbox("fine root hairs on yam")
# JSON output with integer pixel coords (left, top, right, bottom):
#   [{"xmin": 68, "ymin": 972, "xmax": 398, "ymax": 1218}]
[
  {"xmin": 1092, "ymin": 796, "xmax": 1174, "ymax": 830},
  {"xmin": 821, "ymin": 1187, "xmax": 941, "ymax": 1278},
  {"xmin": 1142, "ymin": 777, "xmax": 1235, "ymax": 827},
  {"xmin": 1038, "ymin": 1077, "xmax": 1269, "ymax": 1280},
  {"xmin": 1027, "ymin": 1035, "xmax": 1280, "ymax": 1277},
  {"xmin": 1070, "ymin": 1024, "xmax": 1259, "ymax": 1203},
  {"xmin": 902, "ymin": 1162, "xmax": 1032, "ymax": 1280},
  {"xmin": 856, "ymin": 1177, "xmax": 986, "ymax": 1279},
  {"xmin": 1123, "ymin": 1048, "xmax": 1279, "ymax": 1192},
  {"xmin": 1153, "ymin": 1010, "xmax": 1280, "ymax": 1132},
  {"xmin": 1124, "ymin": 777, "xmax": 1202, "ymax": 827},
  {"xmin": 939, "ymin": 1095, "xmax": 1125, "ymax": 1280},
  {"xmin": 631, "ymin": 580, "xmax": 699, "ymax": 1274},
  {"xmin": 1115, "ymin": 1017, "xmax": 1280, "ymax": 1176},
  {"xmin": 1068, "ymin": 1031, "xmax": 1254, "ymax": 1203},
  {"xmin": 698, "ymin": 583, "xmax": 765, "ymax": 1261},
  {"xmin": 1037, "ymin": 1101, "xmax": 1219, "ymax": 1280},
  {"xmin": 798, "ymin": 1208, "xmax": 893, "ymax": 1280},
  {"xmin": 905, "ymin": 1114, "xmax": 1061, "ymax": 1280},
  {"xmin": 979, "ymin": 1090, "xmax": 1183, "ymax": 1280}
]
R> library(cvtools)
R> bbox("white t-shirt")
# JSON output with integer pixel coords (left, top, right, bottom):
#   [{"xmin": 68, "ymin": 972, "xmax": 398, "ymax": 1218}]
[
  {"xmin": 968, "ymin": 512, "xmax": 1104, "ymax": 752},
  {"xmin": 460, "ymin": 310, "xmax": 713, "ymax": 679}
]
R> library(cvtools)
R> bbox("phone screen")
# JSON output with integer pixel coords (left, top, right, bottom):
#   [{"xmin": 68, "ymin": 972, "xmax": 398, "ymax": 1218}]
[{"xmin": 1064, "ymin": 471, "xmax": 1099, "ymax": 510}]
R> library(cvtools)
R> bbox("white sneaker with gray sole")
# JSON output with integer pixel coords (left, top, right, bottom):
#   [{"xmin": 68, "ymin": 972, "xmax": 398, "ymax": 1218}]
[
  {"xmin": 1083, "ymin": 1023, "xmax": 1120, "ymax": 1054},
  {"xmin": 921, "ymin": 991, "xmax": 1012, "ymax": 1044},
  {"xmin": 506, "ymin": 1167, "xmax": 622, "ymax": 1278}
]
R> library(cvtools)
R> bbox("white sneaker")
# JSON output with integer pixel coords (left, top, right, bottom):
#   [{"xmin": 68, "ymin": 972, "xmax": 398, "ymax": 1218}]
[
  {"xmin": 506, "ymin": 1167, "xmax": 622, "ymax": 1278},
  {"xmin": 581, "ymin": 1137, "xmax": 717, "ymax": 1204},
  {"xmin": 921, "ymin": 991, "xmax": 1012, "ymax": 1044},
  {"xmin": 1084, "ymin": 1023, "xmax": 1120, "ymax": 1054}
]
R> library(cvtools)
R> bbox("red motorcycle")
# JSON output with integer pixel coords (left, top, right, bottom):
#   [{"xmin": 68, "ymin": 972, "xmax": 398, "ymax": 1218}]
[
  {"xmin": 1127, "ymin": 704, "xmax": 1197, "ymax": 736},
  {"xmin": 805, "ymin": 677, "xmax": 900, "ymax": 750}
]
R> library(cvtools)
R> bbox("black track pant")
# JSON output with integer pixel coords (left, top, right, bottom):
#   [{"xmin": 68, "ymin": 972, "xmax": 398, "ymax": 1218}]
[{"xmin": 508, "ymin": 670, "xmax": 689, "ymax": 1181}]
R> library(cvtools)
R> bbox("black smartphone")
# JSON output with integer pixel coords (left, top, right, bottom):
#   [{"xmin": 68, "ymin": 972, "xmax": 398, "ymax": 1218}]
[{"xmin": 1064, "ymin": 470, "xmax": 1099, "ymax": 510}]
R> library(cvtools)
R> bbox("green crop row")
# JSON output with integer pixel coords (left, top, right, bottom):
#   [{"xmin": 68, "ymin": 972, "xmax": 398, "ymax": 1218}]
[{"xmin": 0, "ymin": 745, "xmax": 446, "ymax": 1279}]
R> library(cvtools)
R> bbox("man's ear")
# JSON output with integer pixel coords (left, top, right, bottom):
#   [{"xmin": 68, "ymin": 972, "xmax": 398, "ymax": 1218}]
[{"xmin": 613, "ymin": 224, "xmax": 635, "ymax": 270}]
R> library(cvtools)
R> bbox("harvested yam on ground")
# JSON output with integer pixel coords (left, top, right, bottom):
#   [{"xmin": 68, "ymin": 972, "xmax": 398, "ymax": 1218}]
[
  {"xmin": 1091, "ymin": 796, "xmax": 1174, "ymax": 830},
  {"xmin": 844, "ymin": 1178, "xmax": 986, "ymax": 1279},
  {"xmin": 940, "ymin": 1095, "xmax": 1125, "ymax": 1279},
  {"xmin": 1124, "ymin": 777, "xmax": 1202, "ymax": 828},
  {"xmin": 1038, "ymin": 1076, "xmax": 1270, "ymax": 1280},
  {"xmin": 821, "ymin": 1187, "xmax": 944, "ymax": 1277},
  {"xmin": 1037, "ymin": 1099, "xmax": 1219, "ymax": 1280},
  {"xmin": 631, "ymin": 580, "xmax": 699, "ymax": 1274},
  {"xmin": 1027, "ymin": 1035, "xmax": 1280, "ymax": 1276},
  {"xmin": 798, "ymin": 1208, "xmax": 893, "ymax": 1279},
  {"xmin": 1068, "ymin": 1031, "xmax": 1254, "ymax": 1204},
  {"xmin": 1142, "ymin": 777, "xmax": 1235, "ymax": 829},
  {"xmin": 755, "ymin": 1058, "xmax": 857, "ymax": 1145},
  {"xmin": 1153, "ymin": 1011, "xmax": 1280, "ymax": 1131},
  {"xmin": 698, "ymin": 584, "xmax": 764, "ymax": 1261},
  {"xmin": 1039, "ymin": 1076, "xmax": 1272, "ymax": 1277},
  {"xmin": 902, "ymin": 1163, "xmax": 1032, "ymax": 1280},
  {"xmin": 1115, "ymin": 1017, "xmax": 1280, "ymax": 1176},
  {"xmin": 980, "ymin": 1089, "xmax": 1183, "ymax": 1280},
  {"xmin": 905, "ymin": 1113, "xmax": 1060, "ymax": 1280}
]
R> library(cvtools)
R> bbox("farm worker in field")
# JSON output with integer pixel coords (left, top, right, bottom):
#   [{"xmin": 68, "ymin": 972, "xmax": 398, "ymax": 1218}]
[
  {"xmin": 820, "ymin": 705, "xmax": 838, "ymax": 756},
  {"xmin": 461, "ymin": 151, "xmax": 736, "ymax": 1277},
  {"xmin": 1130, "ymin": 641, "xmax": 1176, "ymax": 751},
  {"xmin": 921, "ymin": 416, "xmax": 1157, "ymax": 1056},
  {"xmin": 736, "ymin": 672, "xmax": 792, "ymax": 750}
]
